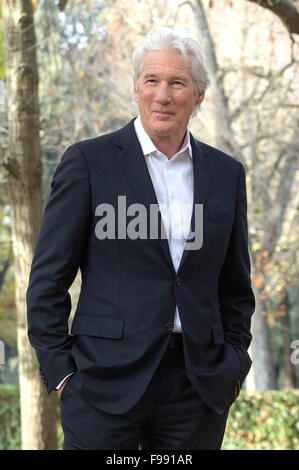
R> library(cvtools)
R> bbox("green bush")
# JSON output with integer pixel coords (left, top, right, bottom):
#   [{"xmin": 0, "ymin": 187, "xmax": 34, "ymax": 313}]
[
  {"xmin": 0, "ymin": 385, "xmax": 20, "ymax": 450},
  {"xmin": 0, "ymin": 384, "xmax": 298, "ymax": 450},
  {"xmin": 222, "ymin": 389, "xmax": 299, "ymax": 450}
]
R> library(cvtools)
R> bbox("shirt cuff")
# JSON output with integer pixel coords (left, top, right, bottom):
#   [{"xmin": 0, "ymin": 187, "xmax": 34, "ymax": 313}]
[{"xmin": 55, "ymin": 372, "xmax": 75, "ymax": 390}]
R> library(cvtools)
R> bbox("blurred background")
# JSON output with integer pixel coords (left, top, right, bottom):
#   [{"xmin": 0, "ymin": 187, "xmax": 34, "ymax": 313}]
[{"xmin": 0, "ymin": 0, "xmax": 298, "ymax": 450}]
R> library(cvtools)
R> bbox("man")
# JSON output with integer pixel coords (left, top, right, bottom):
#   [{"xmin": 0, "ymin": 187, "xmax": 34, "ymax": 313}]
[{"xmin": 26, "ymin": 27, "xmax": 255, "ymax": 450}]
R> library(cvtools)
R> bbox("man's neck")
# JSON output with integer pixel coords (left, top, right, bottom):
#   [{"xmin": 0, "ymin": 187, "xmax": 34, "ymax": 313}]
[{"xmin": 149, "ymin": 133, "xmax": 186, "ymax": 160}]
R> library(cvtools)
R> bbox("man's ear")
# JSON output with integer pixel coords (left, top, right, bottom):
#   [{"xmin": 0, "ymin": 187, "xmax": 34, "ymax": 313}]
[
  {"xmin": 133, "ymin": 77, "xmax": 139, "ymax": 103},
  {"xmin": 195, "ymin": 90, "xmax": 205, "ymax": 106}
]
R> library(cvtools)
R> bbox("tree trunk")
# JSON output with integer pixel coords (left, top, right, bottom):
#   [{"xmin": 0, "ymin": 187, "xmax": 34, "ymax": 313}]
[
  {"xmin": 280, "ymin": 289, "xmax": 295, "ymax": 388},
  {"xmin": 251, "ymin": 284, "xmax": 276, "ymax": 390},
  {"xmin": 2, "ymin": 0, "xmax": 58, "ymax": 450},
  {"xmin": 193, "ymin": 0, "xmax": 244, "ymax": 159},
  {"xmin": 243, "ymin": 345, "xmax": 256, "ymax": 391}
]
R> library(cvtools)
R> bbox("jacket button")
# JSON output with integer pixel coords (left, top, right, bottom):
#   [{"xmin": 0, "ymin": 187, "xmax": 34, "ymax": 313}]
[
  {"xmin": 165, "ymin": 322, "xmax": 174, "ymax": 332},
  {"xmin": 176, "ymin": 277, "xmax": 182, "ymax": 286}
]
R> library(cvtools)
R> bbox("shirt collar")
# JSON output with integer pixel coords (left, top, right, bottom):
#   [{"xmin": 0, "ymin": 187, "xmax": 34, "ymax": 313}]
[{"xmin": 134, "ymin": 115, "xmax": 192, "ymax": 160}]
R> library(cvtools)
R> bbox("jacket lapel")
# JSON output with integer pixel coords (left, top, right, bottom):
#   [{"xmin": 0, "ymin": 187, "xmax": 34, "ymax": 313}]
[
  {"xmin": 113, "ymin": 120, "xmax": 212, "ymax": 273},
  {"xmin": 178, "ymin": 134, "xmax": 212, "ymax": 271},
  {"xmin": 114, "ymin": 119, "xmax": 175, "ymax": 272}
]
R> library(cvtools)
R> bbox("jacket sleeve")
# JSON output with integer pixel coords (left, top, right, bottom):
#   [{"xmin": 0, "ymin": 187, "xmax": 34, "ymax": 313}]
[
  {"xmin": 217, "ymin": 162, "xmax": 255, "ymax": 382},
  {"xmin": 26, "ymin": 144, "xmax": 91, "ymax": 393}
]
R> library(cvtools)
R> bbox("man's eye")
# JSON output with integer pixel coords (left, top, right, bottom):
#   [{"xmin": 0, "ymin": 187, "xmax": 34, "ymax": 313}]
[{"xmin": 146, "ymin": 79, "xmax": 156, "ymax": 83}]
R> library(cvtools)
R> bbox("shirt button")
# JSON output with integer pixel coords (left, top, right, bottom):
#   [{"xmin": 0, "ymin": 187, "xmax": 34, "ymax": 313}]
[{"xmin": 176, "ymin": 277, "xmax": 182, "ymax": 286}]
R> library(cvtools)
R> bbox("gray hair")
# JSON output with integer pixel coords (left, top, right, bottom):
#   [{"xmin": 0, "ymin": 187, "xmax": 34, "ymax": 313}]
[{"xmin": 132, "ymin": 27, "xmax": 210, "ymax": 116}]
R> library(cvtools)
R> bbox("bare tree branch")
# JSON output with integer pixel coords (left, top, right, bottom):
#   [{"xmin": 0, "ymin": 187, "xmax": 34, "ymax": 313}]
[
  {"xmin": 262, "ymin": 134, "xmax": 299, "ymax": 257},
  {"xmin": 58, "ymin": 0, "xmax": 68, "ymax": 12},
  {"xmin": 184, "ymin": 0, "xmax": 245, "ymax": 157},
  {"xmin": 247, "ymin": 0, "xmax": 299, "ymax": 36}
]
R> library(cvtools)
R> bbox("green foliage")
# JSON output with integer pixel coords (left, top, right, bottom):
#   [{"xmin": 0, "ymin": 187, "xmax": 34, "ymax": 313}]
[
  {"xmin": 0, "ymin": 385, "xmax": 20, "ymax": 450},
  {"xmin": 0, "ymin": 180, "xmax": 16, "ymax": 351},
  {"xmin": 0, "ymin": 385, "xmax": 298, "ymax": 450},
  {"xmin": 222, "ymin": 389, "xmax": 299, "ymax": 450},
  {"xmin": 0, "ymin": 277, "xmax": 16, "ymax": 349}
]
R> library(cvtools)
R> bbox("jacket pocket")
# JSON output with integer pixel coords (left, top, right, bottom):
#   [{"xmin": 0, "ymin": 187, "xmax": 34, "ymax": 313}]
[{"xmin": 71, "ymin": 314, "xmax": 124, "ymax": 339}]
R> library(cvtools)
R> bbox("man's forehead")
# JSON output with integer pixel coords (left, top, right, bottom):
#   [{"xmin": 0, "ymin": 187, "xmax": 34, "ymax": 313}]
[{"xmin": 141, "ymin": 50, "xmax": 191, "ymax": 75}]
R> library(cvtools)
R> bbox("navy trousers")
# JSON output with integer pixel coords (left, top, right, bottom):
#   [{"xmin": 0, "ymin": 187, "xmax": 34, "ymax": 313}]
[{"xmin": 60, "ymin": 334, "xmax": 230, "ymax": 450}]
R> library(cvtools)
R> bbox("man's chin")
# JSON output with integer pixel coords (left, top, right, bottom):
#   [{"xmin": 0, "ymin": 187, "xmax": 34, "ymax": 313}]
[{"xmin": 147, "ymin": 124, "xmax": 175, "ymax": 137}]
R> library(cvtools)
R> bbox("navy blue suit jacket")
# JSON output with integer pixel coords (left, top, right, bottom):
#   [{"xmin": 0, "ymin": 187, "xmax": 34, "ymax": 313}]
[{"xmin": 26, "ymin": 118, "xmax": 255, "ymax": 415}]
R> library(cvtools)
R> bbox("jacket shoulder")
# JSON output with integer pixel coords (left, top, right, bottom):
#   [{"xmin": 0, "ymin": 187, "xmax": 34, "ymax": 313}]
[
  {"xmin": 64, "ymin": 119, "xmax": 135, "ymax": 161},
  {"xmin": 194, "ymin": 138, "xmax": 243, "ymax": 172},
  {"xmin": 66, "ymin": 129, "xmax": 120, "ymax": 156}
]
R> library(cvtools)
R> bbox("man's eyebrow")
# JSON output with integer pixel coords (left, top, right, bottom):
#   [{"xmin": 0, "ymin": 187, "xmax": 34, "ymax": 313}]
[
  {"xmin": 142, "ymin": 73, "xmax": 156, "ymax": 79},
  {"xmin": 171, "ymin": 75, "xmax": 188, "ymax": 81},
  {"xmin": 142, "ymin": 73, "xmax": 188, "ymax": 82}
]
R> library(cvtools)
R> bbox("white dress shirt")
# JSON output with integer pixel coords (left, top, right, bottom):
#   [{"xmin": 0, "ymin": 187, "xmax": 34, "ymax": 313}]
[
  {"xmin": 134, "ymin": 116, "xmax": 194, "ymax": 333},
  {"xmin": 56, "ymin": 116, "xmax": 194, "ymax": 389}
]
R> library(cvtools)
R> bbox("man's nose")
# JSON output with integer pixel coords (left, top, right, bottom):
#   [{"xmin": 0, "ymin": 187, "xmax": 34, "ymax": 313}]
[{"xmin": 154, "ymin": 83, "xmax": 171, "ymax": 104}]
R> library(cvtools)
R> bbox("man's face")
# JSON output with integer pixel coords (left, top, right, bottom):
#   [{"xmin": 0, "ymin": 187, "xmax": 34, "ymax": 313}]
[{"xmin": 134, "ymin": 50, "xmax": 205, "ymax": 140}]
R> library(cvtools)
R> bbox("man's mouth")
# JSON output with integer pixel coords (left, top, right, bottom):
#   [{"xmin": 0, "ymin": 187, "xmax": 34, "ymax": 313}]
[{"xmin": 152, "ymin": 110, "xmax": 174, "ymax": 117}]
